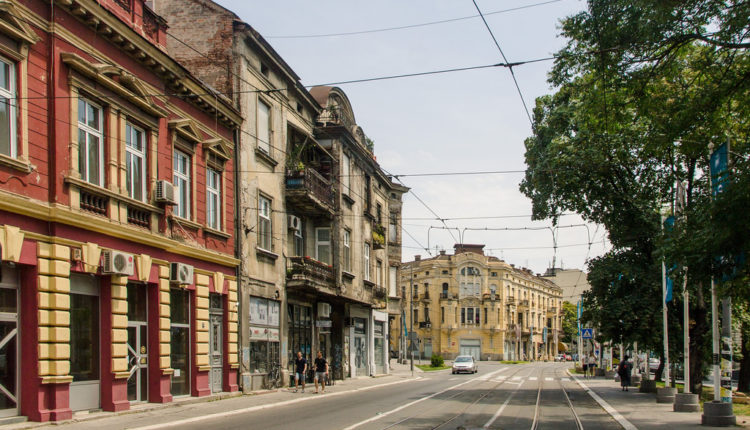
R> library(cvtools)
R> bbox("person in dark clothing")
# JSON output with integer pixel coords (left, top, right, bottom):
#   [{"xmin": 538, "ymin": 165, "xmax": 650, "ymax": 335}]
[
  {"xmin": 618, "ymin": 356, "xmax": 632, "ymax": 391},
  {"xmin": 293, "ymin": 351, "xmax": 307, "ymax": 392},
  {"xmin": 313, "ymin": 351, "xmax": 329, "ymax": 394}
]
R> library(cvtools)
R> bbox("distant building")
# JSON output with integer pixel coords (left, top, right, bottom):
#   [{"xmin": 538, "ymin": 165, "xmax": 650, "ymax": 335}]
[
  {"xmin": 542, "ymin": 268, "xmax": 590, "ymax": 303},
  {"xmin": 392, "ymin": 245, "xmax": 563, "ymax": 361}
]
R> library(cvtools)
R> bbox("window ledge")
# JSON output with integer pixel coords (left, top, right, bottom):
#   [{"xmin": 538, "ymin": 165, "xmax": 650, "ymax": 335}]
[
  {"xmin": 0, "ymin": 154, "xmax": 33, "ymax": 173},
  {"xmin": 255, "ymin": 246, "xmax": 279, "ymax": 261},
  {"xmin": 171, "ymin": 215, "xmax": 202, "ymax": 230},
  {"xmin": 342, "ymin": 270, "xmax": 355, "ymax": 280},
  {"xmin": 342, "ymin": 194, "xmax": 355, "ymax": 206},
  {"xmin": 363, "ymin": 279, "xmax": 375, "ymax": 289},
  {"xmin": 255, "ymin": 147, "xmax": 278, "ymax": 169},
  {"xmin": 64, "ymin": 174, "xmax": 164, "ymax": 214},
  {"xmin": 204, "ymin": 226, "xmax": 230, "ymax": 240}
]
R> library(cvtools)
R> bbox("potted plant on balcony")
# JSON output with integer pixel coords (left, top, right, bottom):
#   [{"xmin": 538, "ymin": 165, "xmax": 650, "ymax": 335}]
[{"xmin": 372, "ymin": 224, "xmax": 386, "ymax": 249}]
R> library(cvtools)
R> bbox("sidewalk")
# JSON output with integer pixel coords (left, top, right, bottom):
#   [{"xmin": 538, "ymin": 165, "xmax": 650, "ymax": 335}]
[
  {"xmin": 571, "ymin": 372, "xmax": 749, "ymax": 429},
  {"xmin": 2, "ymin": 367, "xmax": 422, "ymax": 430}
]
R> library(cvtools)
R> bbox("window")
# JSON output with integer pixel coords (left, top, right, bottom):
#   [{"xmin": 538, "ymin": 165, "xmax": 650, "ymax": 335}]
[
  {"xmin": 341, "ymin": 152, "xmax": 350, "ymax": 195},
  {"xmin": 315, "ymin": 227, "xmax": 331, "ymax": 264},
  {"xmin": 484, "ymin": 307, "xmax": 488, "ymax": 324},
  {"xmin": 401, "ymin": 286, "xmax": 406, "ymax": 299},
  {"xmin": 442, "ymin": 283, "xmax": 448, "ymax": 298},
  {"xmin": 441, "ymin": 307, "xmax": 445, "ymax": 323},
  {"xmin": 413, "ymin": 308, "xmax": 418, "ymax": 324},
  {"xmin": 125, "ymin": 123, "xmax": 146, "ymax": 201},
  {"xmin": 389, "ymin": 267, "xmax": 397, "ymax": 296},
  {"xmin": 257, "ymin": 99, "xmax": 271, "ymax": 153},
  {"xmin": 389, "ymin": 213, "xmax": 397, "ymax": 242},
  {"xmin": 292, "ymin": 216, "xmax": 303, "ymax": 256},
  {"xmin": 206, "ymin": 168, "xmax": 221, "ymax": 230},
  {"xmin": 461, "ymin": 307, "xmax": 480, "ymax": 325},
  {"xmin": 0, "ymin": 58, "xmax": 16, "ymax": 158},
  {"xmin": 173, "ymin": 149, "xmax": 191, "ymax": 218},
  {"xmin": 78, "ymin": 98, "xmax": 103, "ymax": 186},
  {"xmin": 424, "ymin": 307, "xmax": 430, "ymax": 322},
  {"xmin": 363, "ymin": 243, "xmax": 371, "ymax": 281},
  {"xmin": 376, "ymin": 203, "xmax": 382, "ymax": 225},
  {"xmin": 376, "ymin": 260, "xmax": 383, "ymax": 286},
  {"xmin": 343, "ymin": 229, "xmax": 351, "ymax": 272},
  {"xmin": 459, "ymin": 266, "xmax": 481, "ymax": 298},
  {"xmin": 170, "ymin": 288, "xmax": 190, "ymax": 396},
  {"xmin": 258, "ymin": 196, "xmax": 272, "ymax": 251}
]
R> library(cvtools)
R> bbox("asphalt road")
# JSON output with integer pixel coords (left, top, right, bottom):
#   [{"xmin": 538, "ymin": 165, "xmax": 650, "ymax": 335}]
[{"xmin": 57, "ymin": 362, "xmax": 623, "ymax": 429}]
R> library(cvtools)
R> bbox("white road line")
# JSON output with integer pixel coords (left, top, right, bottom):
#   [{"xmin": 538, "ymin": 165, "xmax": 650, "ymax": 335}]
[
  {"xmin": 128, "ymin": 376, "xmax": 422, "ymax": 430},
  {"xmin": 479, "ymin": 367, "xmax": 508, "ymax": 380},
  {"xmin": 529, "ymin": 377, "xmax": 538, "ymax": 381},
  {"xmin": 569, "ymin": 372, "xmax": 638, "ymax": 430},
  {"xmin": 545, "ymin": 377, "xmax": 554, "ymax": 381},
  {"xmin": 561, "ymin": 377, "xmax": 570, "ymax": 382},
  {"xmin": 512, "ymin": 376, "xmax": 522, "ymax": 381},
  {"xmin": 342, "ymin": 367, "xmax": 508, "ymax": 430},
  {"xmin": 483, "ymin": 373, "xmax": 525, "ymax": 428}
]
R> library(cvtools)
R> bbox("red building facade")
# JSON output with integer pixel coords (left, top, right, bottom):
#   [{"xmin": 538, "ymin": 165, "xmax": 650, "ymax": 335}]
[{"xmin": 0, "ymin": 0, "xmax": 241, "ymax": 422}]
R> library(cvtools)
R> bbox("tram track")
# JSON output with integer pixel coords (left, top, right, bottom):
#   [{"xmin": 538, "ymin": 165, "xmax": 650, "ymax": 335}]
[{"xmin": 531, "ymin": 365, "xmax": 584, "ymax": 430}]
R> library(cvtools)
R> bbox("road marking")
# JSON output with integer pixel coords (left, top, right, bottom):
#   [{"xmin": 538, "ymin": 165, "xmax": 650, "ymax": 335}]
[
  {"xmin": 450, "ymin": 377, "xmax": 459, "ymax": 381},
  {"xmin": 529, "ymin": 377, "xmax": 538, "ymax": 381},
  {"xmin": 545, "ymin": 377, "xmax": 554, "ymax": 381},
  {"xmin": 483, "ymin": 374, "xmax": 524, "ymax": 428},
  {"xmin": 128, "ymin": 376, "xmax": 423, "ymax": 430},
  {"xmin": 512, "ymin": 376, "xmax": 522, "ymax": 381},
  {"xmin": 569, "ymin": 372, "xmax": 637, "ymax": 430},
  {"xmin": 561, "ymin": 377, "xmax": 570, "ymax": 382},
  {"xmin": 479, "ymin": 367, "xmax": 508, "ymax": 380},
  {"xmin": 342, "ymin": 368, "xmax": 508, "ymax": 430}
]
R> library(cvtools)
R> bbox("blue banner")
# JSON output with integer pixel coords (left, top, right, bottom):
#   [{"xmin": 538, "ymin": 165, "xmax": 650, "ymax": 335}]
[{"xmin": 710, "ymin": 142, "xmax": 729, "ymax": 196}]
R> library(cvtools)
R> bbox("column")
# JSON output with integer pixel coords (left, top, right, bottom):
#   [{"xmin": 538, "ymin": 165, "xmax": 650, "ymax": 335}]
[{"xmin": 36, "ymin": 243, "xmax": 73, "ymax": 421}]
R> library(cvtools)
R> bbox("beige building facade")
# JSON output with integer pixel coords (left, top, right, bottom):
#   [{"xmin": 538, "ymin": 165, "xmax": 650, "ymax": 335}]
[{"xmin": 393, "ymin": 245, "xmax": 563, "ymax": 361}]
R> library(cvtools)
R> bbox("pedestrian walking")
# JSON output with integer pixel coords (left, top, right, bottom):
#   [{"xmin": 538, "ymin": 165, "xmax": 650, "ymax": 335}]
[
  {"xmin": 293, "ymin": 351, "xmax": 307, "ymax": 392},
  {"xmin": 587, "ymin": 353, "xmax": 597, "ymax": 378},
  {"xmin": 313, "ymin": 351, "xmax": 329, "ymax": 394},
  {"xmin": 618, "ymin": 355, "xmax": 632, "ymax": 391}
]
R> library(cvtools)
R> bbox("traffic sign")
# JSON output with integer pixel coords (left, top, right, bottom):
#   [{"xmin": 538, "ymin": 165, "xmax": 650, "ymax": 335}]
[{"xmin": 581, "ymin": 328, "xmax": 593, "ymax": 339}]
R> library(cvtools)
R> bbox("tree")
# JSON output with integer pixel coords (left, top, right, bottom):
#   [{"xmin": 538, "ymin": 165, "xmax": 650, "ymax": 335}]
[
  {"xmin": 561, "ymin": 301, "xmax": 578, "ymax": 344},
  {"xmin": 521, "ymin": 0, "xmax": 750, "ymax": 393}
]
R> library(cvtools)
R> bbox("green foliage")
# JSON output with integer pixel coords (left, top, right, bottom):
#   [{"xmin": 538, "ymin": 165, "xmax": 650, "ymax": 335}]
[
  {"xmin": 430, "ymin": 354, "xmax": 444, "ymax": 367},
  {"xmin": 561, "ymin": 301, "xmax": 578, "ymax": 343}
]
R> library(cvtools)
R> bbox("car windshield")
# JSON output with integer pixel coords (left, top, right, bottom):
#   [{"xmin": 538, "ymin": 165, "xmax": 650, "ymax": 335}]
[{"xmin": 455, "ymin": 356, "xmax": 472, "ymax": 363}]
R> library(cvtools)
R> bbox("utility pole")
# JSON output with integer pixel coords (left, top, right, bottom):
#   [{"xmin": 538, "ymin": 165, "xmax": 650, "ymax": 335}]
[
  {"xmin": 660, "ymin": 205, "xmax": 671, "ymax": 388},
  {"xmin": 410, "ymin": 263, "xmax": 414, "ymax": 374}
]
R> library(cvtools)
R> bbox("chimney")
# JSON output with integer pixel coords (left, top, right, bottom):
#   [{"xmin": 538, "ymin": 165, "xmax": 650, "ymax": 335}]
[
  {"xmin": 439, "ymin": 250, "xmax": 446, "ymax": 256},
  {"xmin": 414, "ymin": 255, "xmax": 421, "ymax": 261}
]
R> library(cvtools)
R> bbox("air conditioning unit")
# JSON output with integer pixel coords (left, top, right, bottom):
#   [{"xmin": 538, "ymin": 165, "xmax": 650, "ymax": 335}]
[
  {"xmin": 101, "ymin": 250, "xmax": 135, "ymax": 276},
  {"xmin": 155, "ymin": 180, "xmax": 176, "ymax": 205},
  {"xmin": 318, "ymin": 302, "xmax": 331, "ymax": 318},
  {"xmin": 170, "ymin": 262, "xmax": 194, "ymax": 285},
  {"xmin": 287, "ymin": 215, "xmax": 301, "ymax": 231}
]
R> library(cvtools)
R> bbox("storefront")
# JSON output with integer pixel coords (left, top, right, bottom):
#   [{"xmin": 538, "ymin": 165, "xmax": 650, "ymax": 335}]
[
  {"xmin": 0, "ymin": 264, "xmax": 18, "ymax": 418},
  {"xmin": 69, "ymin": 274, "xmax": 100, "ymax": 411},
  {"xmin": 170, "ymin": 288, "xmax": 191, "ymax": 397},
  {"xmin": 287, "ymin": 303, "xmax": 312, "ymax": 380},
  {"xmin": 372, "ymin": 311, "xmax": 388, "ymax": 375},
  {"xmin": 248, "ymin": 297, "xmax": 281, "ymax": 384}
]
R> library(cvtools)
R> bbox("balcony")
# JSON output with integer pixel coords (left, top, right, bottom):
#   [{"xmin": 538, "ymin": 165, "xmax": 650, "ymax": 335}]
[
  {"xmin": 421, "ymin": 292, "xmax": 431, "ymax": 302},
  {"xmin": 505, "ymin": 296, "xmax": 515, "ymax": 306},
  {"xmin": 518, "ymin": 300, "xmax": 530, "ymax": 308},
  {"xmin": 419, "ymin": 321, "xmax": 432, "ymax": 329},
  {"xmin": 285, "ymin": 168, "xmax": 335, "ymax": 217},
  {"xmin": 286, "ymin": 256, "xmax": 336, "ymax": 296},
  {"xmin": 547, "ymin": 306, "xmax": 557, "ymax": 314},
  {"xmin": 386, "ymin": 296, "xmax": 402, "ymax": 315},
  {"xmin": 440, "ymin": 292, "xmax": 456, "ymax": 300},
  {"xmin": 482, "ymin": 293, "xmax": 498, "ymax": 301}
]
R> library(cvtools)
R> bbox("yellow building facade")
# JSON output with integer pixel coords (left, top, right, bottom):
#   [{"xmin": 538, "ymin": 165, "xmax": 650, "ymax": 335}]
[{"xmin": 393, "ymin": 244, "xmax": 563, "ymax": 361}]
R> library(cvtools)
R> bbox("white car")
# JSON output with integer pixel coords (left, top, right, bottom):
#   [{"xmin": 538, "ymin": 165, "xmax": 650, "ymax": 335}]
[{"xmin": 452, "ymin": 356, "xmax": 478, "ymax": 374}]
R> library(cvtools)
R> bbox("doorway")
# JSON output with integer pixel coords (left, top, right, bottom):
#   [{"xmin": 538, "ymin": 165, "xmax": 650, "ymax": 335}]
[
  {"xmin": 353, "ymin": 317, "xmax": 367, "ymax": 376},
  {"xmin": 0, "ymin": 264, "xmax": 18, "ymax": 418},
  {"xmin": 127, "ymin": 284, "xmax": 148, "ymax": 402},
  {"xmin": 459, "ymin": 339, "xmax": 481, "ymax": 361},
  {"xmin": 208, "ymin": 294, "xmax": 223, "ymax": 393},
  {"xmin": 170, "ymin": 288, "xmax": 190, "ymax": 396},
  {"xmin": 69, "ymin": 274, "xmax": 100, "ymax": 411}
]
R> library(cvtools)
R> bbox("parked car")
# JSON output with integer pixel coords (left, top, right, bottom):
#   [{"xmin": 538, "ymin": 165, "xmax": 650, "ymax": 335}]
[
  {"xmin": 555, "ymin": 354, "xmax": 566, "ymax": 362},
  {"xmin": 565, "ymin": 354, "xmax": 572, "ymax": 361},
  {"xmin": 452, "ymin": 355, "xmax": 478, "ymax": 374}
]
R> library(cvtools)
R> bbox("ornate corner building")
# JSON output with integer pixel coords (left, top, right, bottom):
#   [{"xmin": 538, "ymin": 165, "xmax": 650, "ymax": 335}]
[
  {"xmin": 0, "ymin": 0, "xmax": 242, "ymax": 421},
  {"xmin": 393, "ymin": 245, "xmax": 563, "ymax": 362}
]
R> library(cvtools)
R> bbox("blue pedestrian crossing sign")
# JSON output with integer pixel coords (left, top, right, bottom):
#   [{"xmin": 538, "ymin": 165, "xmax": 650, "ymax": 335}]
[{"xmin": 581, "ymin": 328, "xmax": 593, "ymax": 339}]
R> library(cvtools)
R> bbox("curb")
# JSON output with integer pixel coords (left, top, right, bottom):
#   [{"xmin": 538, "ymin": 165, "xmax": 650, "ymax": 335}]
[{"xmin": 567, "ymin": 369, "xmax": 637, "ymax": 430}]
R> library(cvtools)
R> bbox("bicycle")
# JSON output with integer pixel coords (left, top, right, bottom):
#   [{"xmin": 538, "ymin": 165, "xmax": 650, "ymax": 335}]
[{"xmin": 263, "ymin": 362, "xmax": 282, "ymax": 390}]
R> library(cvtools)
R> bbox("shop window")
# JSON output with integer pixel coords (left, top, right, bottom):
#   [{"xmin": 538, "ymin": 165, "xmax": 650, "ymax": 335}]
[
  {"xmin": 287, "ymin": 304, "xmax": 312, "ymax": 380},
  {"xmin": 249, "ymin": 297, "xmax": 280, "ymax": 374},
  {"xmin": 170, "ymin": 288, "xmax": 190, "ymax": 396}
]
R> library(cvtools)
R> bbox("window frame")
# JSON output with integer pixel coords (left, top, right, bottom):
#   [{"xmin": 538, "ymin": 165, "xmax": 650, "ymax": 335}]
[
  {"xmin": 173, "ymin": 149, "xmax": 191, "ymax": 219},
  {"xmin": 206, "ymin": 167, "xmax": 222, "ymax": 230},
  {"xmin": 0, "ymin": 56, "xmax": 16, "ymax": 159},
  {"xmin": 341, "ymin": 152, "xmax": 351, "ymax": 196},
  {"xmin": 125, "ymin": 122, "xmax": 146, "ymax": 201},
  {"xmin": 342, "ymin": 229, "xmax": 351, "ymax": 272},
  {"xmin": 257, "ymin": 98, "xmax": 272, "ymax": 154},
  {"xmin": 258, "ymin": 195, "xmax": 272, "ymax": 251},
  {"xmin": 315, "ymin": 227, "xmax": 331, "ymax": 264},
  {"xmin": 363, "ymin": 243, "xmax": 371, "ymax": 281},
  {"xmin": 77, "ymin": 97, "xmax": 105, "ymax": 186}
]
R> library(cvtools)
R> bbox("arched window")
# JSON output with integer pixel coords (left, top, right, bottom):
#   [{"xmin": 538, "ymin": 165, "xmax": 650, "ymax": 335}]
[{"xmin": 459, "ymin": 266, "xmax": 481, "ymax": 298}]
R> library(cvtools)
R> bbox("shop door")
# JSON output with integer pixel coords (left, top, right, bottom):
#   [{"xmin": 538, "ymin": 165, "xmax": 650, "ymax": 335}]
[
  {"xmin": 0, "ymin": 265, "xmax": 18, "ymax": 418},
  {"xmin": 459, "ymin": 339, "xmax": 481, "ymax": 361},
  {"xmin": 127, "ymin": 284, "xmax": 148, "ymax": 402},
  {"xmin": 209, "ymin": 313, "xmax": 223, "ymax": 393},
  {"xmin": 353, "ymin": 318, "xmax": 367, "ymax": 376},
  {"xmin": 69, "ymin": 274, "xmax": 100, "ymax": 411}
]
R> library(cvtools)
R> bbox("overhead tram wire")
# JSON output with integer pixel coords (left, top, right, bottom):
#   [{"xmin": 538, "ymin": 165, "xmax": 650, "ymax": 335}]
[
  {"xmin": 471, "ymin": 0, "xmax": 533, "ymax": 126},
  {"xmin": 266, "ymin": 0, "xmax": 565, "ymax": 39}
]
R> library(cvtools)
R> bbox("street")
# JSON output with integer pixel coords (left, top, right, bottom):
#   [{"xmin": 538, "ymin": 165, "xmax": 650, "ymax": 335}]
[{"xmin": 51, "ymin": 363, "xmax": 622, "ymax": 430}]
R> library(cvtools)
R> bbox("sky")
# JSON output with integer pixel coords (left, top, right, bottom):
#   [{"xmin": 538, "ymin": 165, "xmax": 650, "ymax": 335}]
[{"xmin": 214, "ymin": 0, "xmax": 610, "ymax": 274}]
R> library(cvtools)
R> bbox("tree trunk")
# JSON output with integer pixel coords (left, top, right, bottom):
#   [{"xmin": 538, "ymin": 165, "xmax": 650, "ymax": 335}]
[
  {"xmin": 738, "ymin": 318, "xmax": 750, "ymax": 394},
  {"xmin": 689, "ymin": 281, "xmax": 708, "ymax": 394}
]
